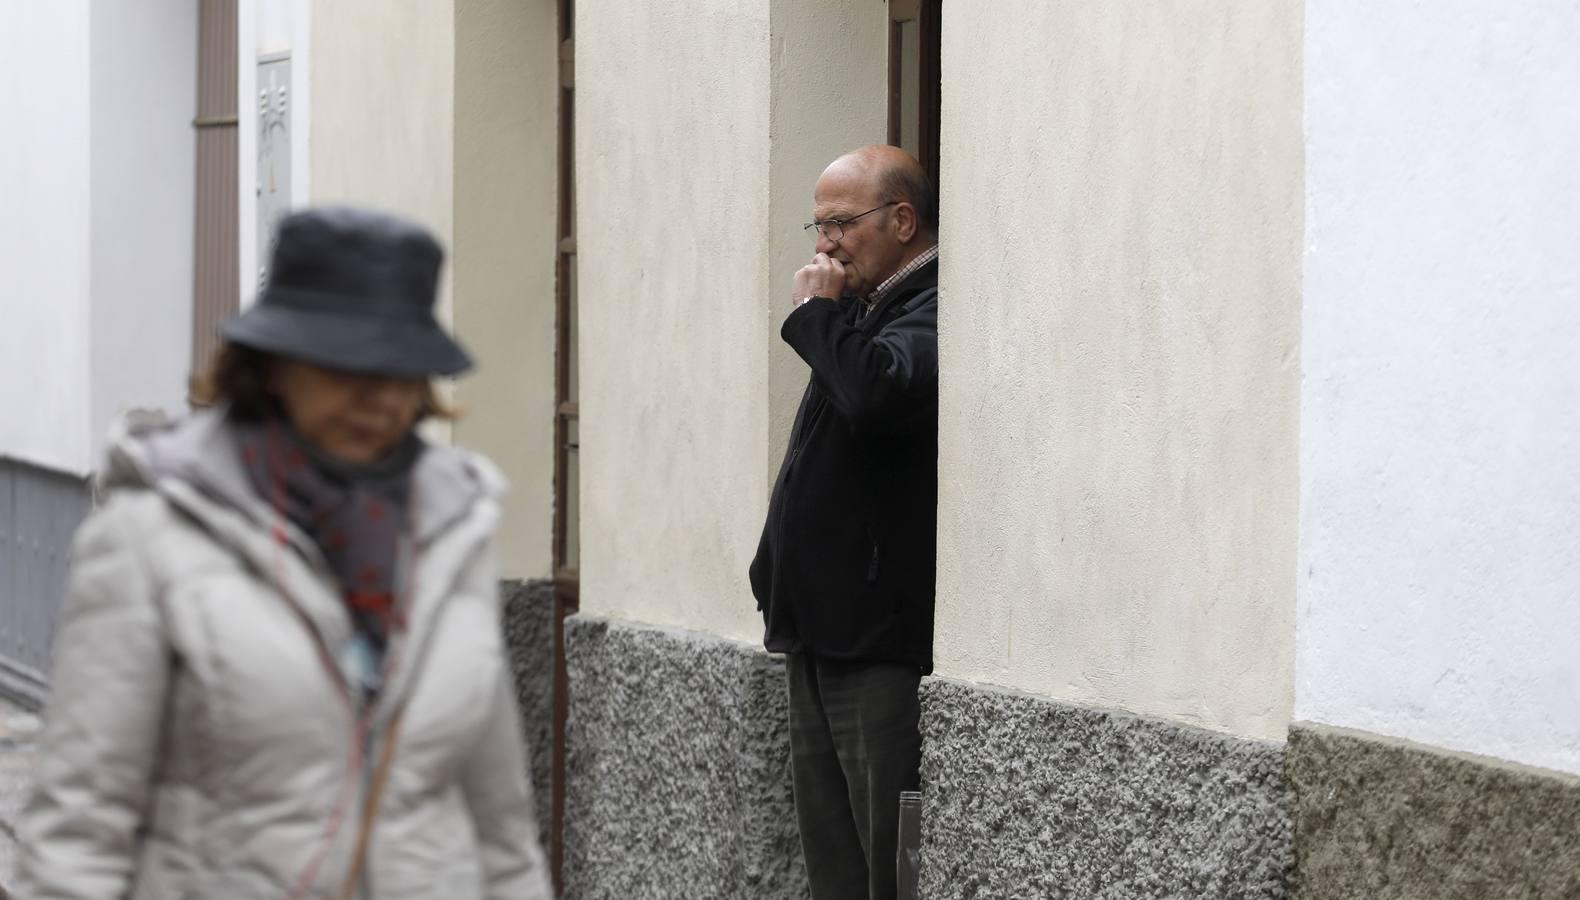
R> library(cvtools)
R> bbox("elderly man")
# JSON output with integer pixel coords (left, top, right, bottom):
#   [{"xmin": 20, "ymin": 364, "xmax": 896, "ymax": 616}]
[{"xmin": 749, "ymin": 145, "xmax": 939, "ymax": 899}]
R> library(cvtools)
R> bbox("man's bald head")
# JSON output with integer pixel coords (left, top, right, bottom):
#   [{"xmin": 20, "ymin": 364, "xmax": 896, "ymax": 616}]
[
  {"xmin": 808, "ymin": 145, "xmax": 937, "ymax": 297},
  {"xmin": 822, "ymin": 146, "xmax": 938, "ymax": 238}
]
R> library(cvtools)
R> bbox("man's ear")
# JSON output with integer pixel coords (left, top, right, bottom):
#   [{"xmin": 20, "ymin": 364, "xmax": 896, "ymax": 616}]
[{"xmin": 893, "ymin": 201, "xmax": 918, "ymax": 244}]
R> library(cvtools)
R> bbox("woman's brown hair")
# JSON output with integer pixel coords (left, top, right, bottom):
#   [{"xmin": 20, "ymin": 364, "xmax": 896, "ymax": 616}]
[{"xmin": 189, "ymin": 342, "xmax": 457, "ymax": 421}]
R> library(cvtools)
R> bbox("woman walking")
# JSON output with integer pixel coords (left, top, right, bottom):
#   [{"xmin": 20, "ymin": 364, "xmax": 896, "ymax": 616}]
[{"xmin": 16, "ymin": 208, "xmax": 552, "ymax": 899}]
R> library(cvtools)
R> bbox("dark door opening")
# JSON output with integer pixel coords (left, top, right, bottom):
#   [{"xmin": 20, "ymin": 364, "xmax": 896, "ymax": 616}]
[
  {"xmin": 888, "ymin": 0, "xmax": 941, "ymax": 187},
  {"xmin": 550, "ymin": 0, "xmax": 579, "ymax": 891}
]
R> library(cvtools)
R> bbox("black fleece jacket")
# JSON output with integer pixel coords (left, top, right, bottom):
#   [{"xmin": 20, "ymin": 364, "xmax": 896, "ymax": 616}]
[{"xmin": 749, "ymin": 257, "xmax": 938, "ymax": 672}]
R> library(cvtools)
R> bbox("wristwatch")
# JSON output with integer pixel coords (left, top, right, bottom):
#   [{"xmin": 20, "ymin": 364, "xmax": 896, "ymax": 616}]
[{"xmin": 797, "ymin": 294, "xmax": 835, "ymax": 307}]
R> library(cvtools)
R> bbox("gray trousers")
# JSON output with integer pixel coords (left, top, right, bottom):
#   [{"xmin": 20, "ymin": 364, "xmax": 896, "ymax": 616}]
[{"xmin": 786, "ymin": 652, "xmax": 922, "ymax": 900}]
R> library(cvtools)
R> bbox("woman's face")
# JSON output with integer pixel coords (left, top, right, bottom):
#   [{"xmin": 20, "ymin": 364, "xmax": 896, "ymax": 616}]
[{"xmin": 269, "ymin": 360, "xmax": 426, "ymax": 464}]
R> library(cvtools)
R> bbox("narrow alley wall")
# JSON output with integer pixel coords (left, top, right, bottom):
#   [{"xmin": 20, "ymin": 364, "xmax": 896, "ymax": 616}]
[
  {"xmin": 309, "ymin": 1, "xmax": 455, "ymax": 300},
  {"xmin": 2, "ymin": 1, "xmax": 197, "ymax": 472},
  {"xmin": 1299, "ymin": 0, "xmax": 1580, "ymax": 781},
  {"xmin": 451, "ymin": 0, "xmax": 560, "ymax": 580},
  {"xmin": 571, "ymin": 4, "xmax": 777, "ymax": 890},
  {"xmin": 1, "ymin": 0, "xmax": 94, "ymax": 474},
  {"xmin": 88, "ymin": 0, "xmax": 198, "ymax": 457},
  {"xmin": 926, "ymin": 2, "xmax": 1304, "ymax": 895},
  {"xmin": 1, "ymin": 0, "xmax": 196, "ymax": 706},
  {"xmin": 575, "ymin": 0, "xmax": 773, "ymax": 643},
  {"xmin": 567, "ymin": 1, "xmax": 888, "ymax": 895},
  {"xmin": 1293, "ymin": 3, "xmax": 1580, "ymax": 895}
]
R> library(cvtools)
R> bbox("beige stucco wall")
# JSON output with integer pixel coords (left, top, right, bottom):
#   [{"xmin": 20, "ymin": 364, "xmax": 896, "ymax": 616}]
[
  {"xmin": 575, "ymin": 0, "xmax": 772, "ymax": 641},
  {"xmin": 309, "ymin": 1, "xmax": 456, "ymax": 318},
  {"xmin": 933, "ymin": 1, "xmax": 1303, "ymax": 741},
  {"xmin": 765, "ymin": 0, "xmax": 890, "ymax": 467},
  {"xmin": 450, "ymin": 0, "xmax": 559, "ymax": 579}
]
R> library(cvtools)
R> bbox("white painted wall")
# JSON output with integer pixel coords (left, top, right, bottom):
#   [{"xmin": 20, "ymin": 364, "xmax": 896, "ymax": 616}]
[
  {"xmin": 2, "ymin": 1, "xmax": 195, "ymax": 474},
  {"xmin": 89, "ymin": 0, "xmax": 198, "ymax": 460},
  {"xmin": 576, "ymin": 0, "xmax": 772, "ymax": 641},
  {"xmin": 0, "ymin": 0, "xmax": 93, "ymax": 474},
  {"xmin": 933, "ymin": 1, "xmax": 1304, "ymax": 741},
  {"xmin": 451, "ymin": 0, "xmax": 560, "ymax": 579},
  {"xmin": 239, "ymin": 0, "xmax": 313, "ymax": 305},
  {"xmin": 1299, "ymin": 0, "xmax": 1580, "ymax": 775}
]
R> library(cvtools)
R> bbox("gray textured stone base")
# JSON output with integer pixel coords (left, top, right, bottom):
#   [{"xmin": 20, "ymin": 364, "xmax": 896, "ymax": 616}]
[
  {"xmin": 501, "ymin": 579, "xmax": 556, "ymax": 837},
  {"xmin": 1288, "ymin": 724, "xmax": 1580, "ymax": 900},
  {"xmin": 919, "ymin": 678, "xmax": 1292, "ymax": 899},
  {"xmin": 1, "ymin": 457, "xmax": 91, "ymax": 710},
  {"xmin": 563, "ymin": 615, "xmax": 806, "ymax": 900}
]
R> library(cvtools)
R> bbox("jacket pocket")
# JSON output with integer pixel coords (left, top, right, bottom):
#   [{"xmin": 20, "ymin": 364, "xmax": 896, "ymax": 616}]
[{"xmin": 862, "ymin": 526, "xmax": 907, "ymax": 620}]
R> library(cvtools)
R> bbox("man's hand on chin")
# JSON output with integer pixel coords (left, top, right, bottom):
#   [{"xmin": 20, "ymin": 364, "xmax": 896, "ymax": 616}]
[{"xmin": 792, "ymin": 253, "xmax": 848, "ymax": 308}]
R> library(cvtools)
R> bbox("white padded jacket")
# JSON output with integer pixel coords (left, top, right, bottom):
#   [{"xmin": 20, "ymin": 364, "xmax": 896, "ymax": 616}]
[{"xmin": 15, "ymin": 410, "xmax": 552, "ymax": 900}]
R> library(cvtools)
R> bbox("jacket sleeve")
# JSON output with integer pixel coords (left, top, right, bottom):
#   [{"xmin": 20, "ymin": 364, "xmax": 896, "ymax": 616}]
[
  {"xmin": 780, "ymin": 291, "xmax": 938, "ymax": 434},
  {"xmin": 17, "ymin": 498, "xmax": 170, "ymax": 900},
  {"xmin": 458, "ymin": 539, "xmax": 554, "ymax": 900}
]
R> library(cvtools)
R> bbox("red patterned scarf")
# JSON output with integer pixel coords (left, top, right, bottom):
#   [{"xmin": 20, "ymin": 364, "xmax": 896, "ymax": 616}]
[{"xmin": 234, "ymin": 415, "xmax": 423, "ymax": 650}]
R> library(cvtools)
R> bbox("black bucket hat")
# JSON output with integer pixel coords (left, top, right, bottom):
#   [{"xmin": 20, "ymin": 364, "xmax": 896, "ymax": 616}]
[{"xmin": 221, "ymin": 207, "xmax": 473, "ymax": 378}]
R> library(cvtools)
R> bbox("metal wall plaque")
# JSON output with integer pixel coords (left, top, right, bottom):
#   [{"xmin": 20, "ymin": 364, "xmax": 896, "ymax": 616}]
[{"xmin": 256, "ymin": 53, "xmax": 292, "ymax": 288}]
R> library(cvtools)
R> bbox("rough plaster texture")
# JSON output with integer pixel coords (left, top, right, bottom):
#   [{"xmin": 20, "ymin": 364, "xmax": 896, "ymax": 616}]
[
  {"xmin": 451, "ymin": 0, "xmax": 559, "ymax": 579},
  {"xmin": 1299, "ymin": 1, "xmax": 1580, "ymax": 776},
  {"xmin": 765, "ymin": 0, "xmax": 889, "ymax": 466},
  {"xmin": 933, "ymin": 1, "xmax": 1303, "ymax": 741},
  {"xmin": 563, "ymin": 615, "xmax": 806, "ymax": 900},
  {"xmin": 0, "ymin": 1, "xmax": 92, "ymax": 472},
  {"xmin": 919, "ymin": 679, "xmax": 1292, "ymax": 899},
  {"xmin": 501, "ymin": 579, "xmax": 556, "ymax": 837},
  {"xmin": 575, "ymin": 0, "xmax": 770, "ymax": 642},
  {"xmin": 310, "ymin": 0, "xmax": 454, "ymax": 329},
  {"xmin": 1288, "ymin": 724, "xmax": 1580, "ymax": 899}
]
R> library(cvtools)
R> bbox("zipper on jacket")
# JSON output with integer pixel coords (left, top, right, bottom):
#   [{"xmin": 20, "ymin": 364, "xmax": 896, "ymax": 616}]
[
  {"xmin": 788, "ymin": 396, "xmax": 829, "ymax": 464},
  {"xmin": 866, "ymin": 529, "xmax": 880, "ymax": 583},
  {"xmin": 357, "ymin": 721, "xmax": 377, "ymax": 900},
  {"xmin": 361, "ymin": 729, "xmax": 376, "ymax": 896}
]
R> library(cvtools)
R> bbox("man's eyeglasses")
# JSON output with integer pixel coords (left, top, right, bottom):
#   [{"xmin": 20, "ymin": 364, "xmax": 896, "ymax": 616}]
[{"xmin": 803, "ymin": 201, "xmax": 898, "ymax": 243}]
